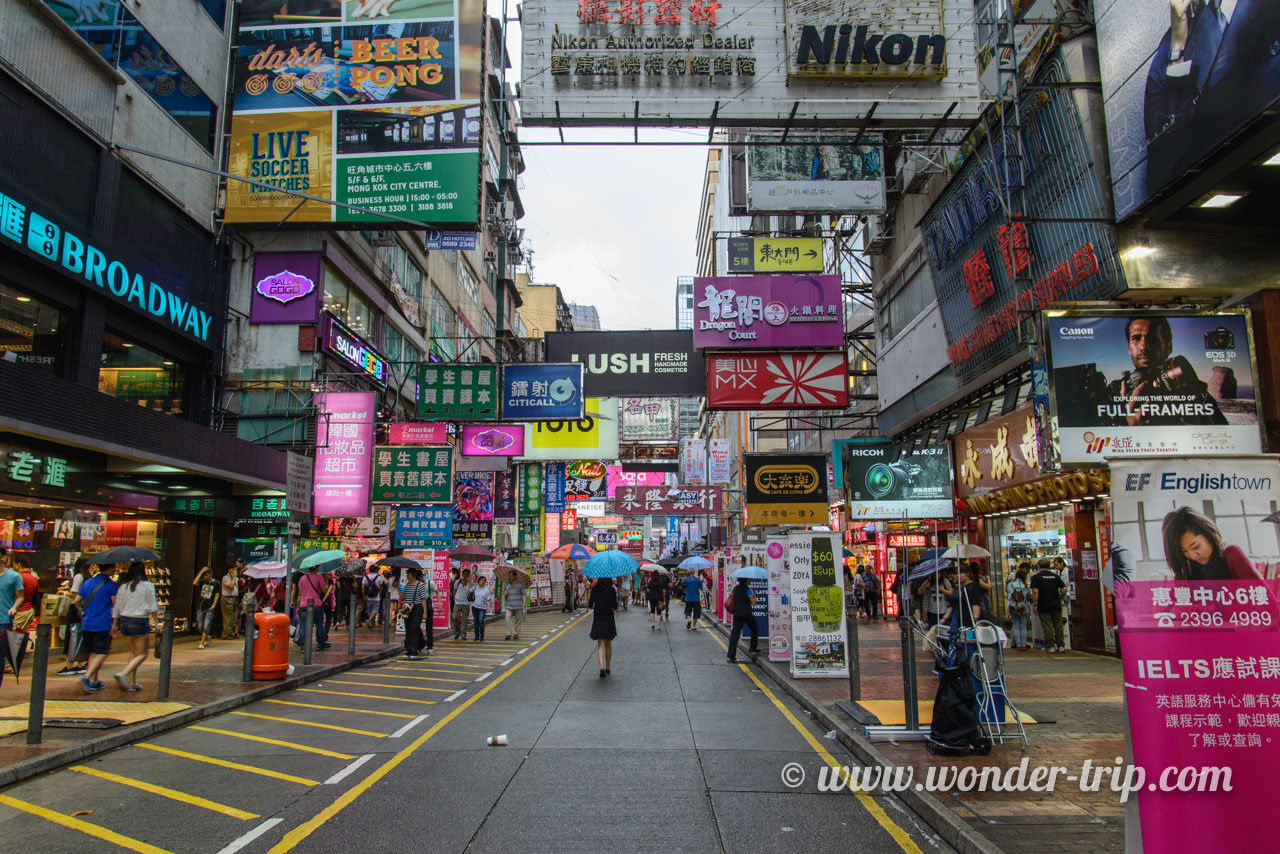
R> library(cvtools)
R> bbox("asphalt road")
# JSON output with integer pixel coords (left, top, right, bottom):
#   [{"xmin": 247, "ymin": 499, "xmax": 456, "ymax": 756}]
[{"xmin": 0, "ymin": 607, "xmax": 953, "ymax": 854}]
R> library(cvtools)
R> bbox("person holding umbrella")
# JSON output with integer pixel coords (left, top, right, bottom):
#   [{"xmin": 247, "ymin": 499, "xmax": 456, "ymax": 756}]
[
  {"xmin": 646, "ymin": 568, "xmax": 667, "ymax": 630},
  {"xmin": 110, "ymin": 562, "xmax": 158, "ymax": 692},
  {"xmin": 293, "ymin": 558, "xmax": 334, "ymax": 650},
  {"xmin": 580, "ymin": 550, "xmax": 634, "ymax": 676},
  {"xmin": 726, "ymin": 568, "xmax": 763, "ymax": 662}
]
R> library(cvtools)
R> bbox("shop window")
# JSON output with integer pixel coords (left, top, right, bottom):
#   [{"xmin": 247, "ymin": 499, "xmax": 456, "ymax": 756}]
[
  {"xmin": 0, "ymin": 283, "xmax": 66, "ymax": 376},
  {"xmin": 43, "ymin": 3, "xmax": 218, "ymax": 153},
  {"xmin": 99, "ymin": 332, "xmax": 185, "ymax": 415},
  {"xmin": 322, "ymin": 265, "xmax": 374, "ymax": 340}
]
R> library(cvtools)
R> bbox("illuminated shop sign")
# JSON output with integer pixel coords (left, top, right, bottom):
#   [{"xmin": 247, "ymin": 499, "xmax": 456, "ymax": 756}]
[{"xmin": 321, "ymin": 313, "xmax": 388, "ymax": 386}]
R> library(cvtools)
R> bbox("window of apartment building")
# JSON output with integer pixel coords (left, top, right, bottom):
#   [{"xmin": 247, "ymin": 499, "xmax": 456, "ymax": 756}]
[
  {"xmin": 47, "ymin": 4, "xmax": 218, "ymax": 153},
  {"xmin": 0, "ymin": 281, "xmax": 66, "ymax": 376},
  {"xmin": 323, "ymin": 265, "xmax": 374, "ymax": 340},
  {"xmin": 376, "ymin": 243, "xmax": 424, "ymax": 319},
  {"xmin": 429, "ymin": 285, "xmax": 457, "ymax": 360},
  {"xmin": 456, "ymin": 316, "xmax": 477, "ymax": 361},
  {"xmin": 878, "ymin": 251, "xmax": 934, "ymax": 344},
  {"xmin": 481, "ymin": 311, "xmax": 496, "ymax": 341},
  {"xmin": 458, "ymin": 259, "xmax": 482, "ymax": 304},
  {"xmin": 98, "ymin": 331, "xmax": 185, "ymax": 416}
]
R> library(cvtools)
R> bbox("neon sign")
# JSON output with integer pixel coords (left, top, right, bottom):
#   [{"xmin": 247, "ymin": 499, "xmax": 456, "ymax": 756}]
[{"xmin": 321, "ymin": 313, "xmax": 388, "ymax": 386}]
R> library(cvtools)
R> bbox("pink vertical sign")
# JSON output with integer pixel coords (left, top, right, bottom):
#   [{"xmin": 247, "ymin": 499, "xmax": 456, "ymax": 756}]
[{"xmin": 313, "ymin": 392, "xmax": 375, "ymax": 517}]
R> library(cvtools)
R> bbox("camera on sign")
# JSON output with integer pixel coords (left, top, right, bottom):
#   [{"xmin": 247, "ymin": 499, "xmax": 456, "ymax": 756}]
[{"xmin": 1204, "ymin": 327, "xmax": 1235, "ymax": 350}]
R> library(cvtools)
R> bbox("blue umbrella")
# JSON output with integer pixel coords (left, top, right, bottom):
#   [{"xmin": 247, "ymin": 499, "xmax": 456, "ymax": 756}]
[
  {"xmin": 299, "ymin": 549, "xmax": 345, "ymax": 574},
  {"xmin": 907, "ymin": 558, "xmax": 953, "ymax": 581},
  {"xmin": 730, "ymin": 565, "xmax": 768, "ymax": 580},
  {"xmin": 678, "ymin": 555, "xmax": 712, "ymax": 571},
  {"xmin": 581, "ymin": 549, "xmax": 639, "ymax": 579}
]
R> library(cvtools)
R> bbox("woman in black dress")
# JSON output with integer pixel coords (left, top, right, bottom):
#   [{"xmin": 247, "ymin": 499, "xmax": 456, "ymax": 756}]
[{"xmin": 588, "ymin": 577, "xmax": 618, "ymax": 678}]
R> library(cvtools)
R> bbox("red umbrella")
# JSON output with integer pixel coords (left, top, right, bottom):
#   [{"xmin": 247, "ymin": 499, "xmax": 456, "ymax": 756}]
[{"xmin": 449, "ymin": 545, "xmax": 494, "ymax": 560}]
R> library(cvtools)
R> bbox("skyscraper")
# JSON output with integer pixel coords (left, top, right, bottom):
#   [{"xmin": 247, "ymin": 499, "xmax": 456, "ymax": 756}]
[
  {"xmin": 676, "ymin": 276, "xmax": 695, "ymax": 330},
  {"xmin": 569, "ymin": 303, "xmax": 602, "ymax": 331}
]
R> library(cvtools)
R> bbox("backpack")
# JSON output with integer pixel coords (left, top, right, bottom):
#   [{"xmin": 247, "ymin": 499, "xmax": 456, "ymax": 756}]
[{"xmin": 1009, "ymin": 583, "xmax": 1028, "ymax": 614}]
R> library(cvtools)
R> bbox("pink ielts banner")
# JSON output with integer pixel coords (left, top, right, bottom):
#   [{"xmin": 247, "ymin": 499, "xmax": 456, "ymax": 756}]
[
  {"xmin": 604, "ymin": 466, "xmax": 667, "ymax": 498},
  {"xmin": 1108, "ymin": 457, "xmax": 1280, "ymax": 853},
  {"xmin": 314, "ymin": 392, "xmax": 375, "ymax": 517},
  {"xmin": 389, "ymin": 422, "xmax": 449, "ymax": 445}
]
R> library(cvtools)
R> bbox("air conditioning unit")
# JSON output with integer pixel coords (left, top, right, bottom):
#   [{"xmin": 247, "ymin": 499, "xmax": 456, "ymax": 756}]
[
  {"xmin": 369, "ymin": 230, "xmax": 396, "ymax": 246},
  {"xmin": 898, "ymin": 147, "xmax": 943, "ymax": 195},
  {"xmin": 865, "ymin": 215, "xmax": 894, "ymax": 254},
  {"xmin": 484, "ymin": 250, "xmax": 497, "ymax": 262},
  {"xmin": 502, "ymin": 200, "xmax": 517, "ymax": 220}
]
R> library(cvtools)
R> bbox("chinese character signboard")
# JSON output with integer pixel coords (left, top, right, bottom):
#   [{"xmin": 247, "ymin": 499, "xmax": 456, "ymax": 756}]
[
  {"xmin": 519, "ymin": 463, "xmax": 543, "ymax": 515},
  {"xmin": 453, "ymin": 472, "xmax": 494, "ymax": 540},
  {"xmin": 708, "ymin": 438, "xmax": 731, "ymax": 484},
  {"xmin": 1109, "ymin": 457, "xmax": 1280, "ymax": 853},
  {"xmin": 286, "ymin": 451, "xmax": 314, "ymax": 517},
  {"xmin": 234, "ymin": 497, "xmax": 292, "ymax": 522},
  {"xmin": 321, "ymin": 314, "xmax": 388, "ymax": 386},
  {"xmin": 417, "ymin": 363, "xmax": 498, "ymax": 419},
  {"xmin": 394, "ymin": 505, "xmax": 454, "ymax": 548},
  {"xmin": 843, "ymin": 443, "xmax": 953, "ymax": 519},
  {"xmin": 544, "ymin": 330, "xmax": 705, "ymax": 397},
  {"xmin": 250, "ymin": 252, "xmax": 320, "ymax": 323},
  {"xmin": 314, "ymin": 391, "xmax": 375, "ymax": 517},
  {"xmin": 225, "ymin": 2, "xmax": 484, "ymax": 225},
  {"xmin": 543, "ymin": 462, "xmax": 566, "ymax": 512},
  {"xmin": 726, "ymin": 236, "xmax": 824, "ymax": 273},
  {"xmin": 682, "ymin": 439, "xmax": 707, "ymax": 485},
  {"xmin": 706, "ymin": 351, "xmax": 848, "ymax": 410},
  {"xmin": 461, "ymin": 424, "xmax": 525, "ymax": 457},
  {"xmin": 560, "ymin": 508, "xmax": 577, "ymax": 530},
  {"xmin": 1046, "ymin": 313, "xmax": 1262, "ymax": 464},
  {"xmin": 5, "ymin": 451, "xmax": 68, "ymax": 489},
  {"xmin": 605, "ymin": 467, "xmax": 668, "ymax": 497},
  {"xmin": 389, "ymin": 422, "xmax": 450, "ymax": 445},
  {"xmin": 693, "ymin": 275, "xmax": 844, "ymax": 349},
  {"xmin": 745, "ymin": 136, "xmax": 885, "ymax": 213},
  {"xmin": 745, "ymin": 454, "xmax": 828, "ymax": 525},
  {"xmin": 493, "ymin": 468, "xmax": 517, "ymax": 523},
  {"xmin": 519, "ymin": 398, "xmax": 620, "ymax": 461},
  {"xmin": 620, "ymin": 397, "xmax": 679, "ymax": 441},
  {"xmin": 616, "ymin": 485, "xmax": 722, "ymax": 515},
  {"xmin": 500, "ymin": 363, "xmax": 585, "ymax": 421},
  {"xmin": 372, "ymin": 446, "xmax": 453, "ymax": 503},
  {"xmin": 519, "ymin": 514, "xmax": 542, "ymax": 551},
  {"xmin": 564, "ymin": 460, "xmax": 608, "ymax": 501}
]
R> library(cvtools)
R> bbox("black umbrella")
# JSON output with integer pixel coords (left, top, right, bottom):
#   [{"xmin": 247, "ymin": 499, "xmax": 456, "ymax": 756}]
[
  {"xmin": 333, "ymin": 558, "xmax": 367, "ymax": 579},
  {"xmin": 374, "ymin": 556, "xmax": 423, "ymax": 571},
  {"xmin": 87, "ymin": 546, "xmax": 160, "ymax": 565},
  {"xmin": 657, "ymin": 556, "xmax": 681, "ymax": 568}
]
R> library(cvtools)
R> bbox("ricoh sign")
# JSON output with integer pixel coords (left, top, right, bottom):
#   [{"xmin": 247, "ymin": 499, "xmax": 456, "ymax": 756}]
[{"xmin": 788, "ymin": 0, "xmax": 948, "ymax": 78}]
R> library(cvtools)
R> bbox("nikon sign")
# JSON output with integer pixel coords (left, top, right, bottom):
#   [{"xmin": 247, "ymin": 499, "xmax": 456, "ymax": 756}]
[{"xmin": 788, "ymin": 0, "xmax": 948, "ymax": 78}]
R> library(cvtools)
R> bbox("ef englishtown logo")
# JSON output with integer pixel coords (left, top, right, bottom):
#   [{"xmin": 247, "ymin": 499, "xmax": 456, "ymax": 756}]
[{"xmin": 1125, "ymin": 473, "xmax": 1151, "ymax": 492}]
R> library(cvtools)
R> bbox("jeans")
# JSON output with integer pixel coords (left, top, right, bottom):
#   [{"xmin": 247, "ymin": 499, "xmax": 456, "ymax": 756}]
[
  {"xmin": 727, "ymin": 614, "xmax": 759, "ymax": 659},
  {"xmin": 504, "ymin": 607, "xmax": 525, "ymax": 638},
  {"xmin": 403, "ymin": 604, "xmax": 424, "ymax": 655},
  {"xmin": 1039, "ymin": 610, "xmax": 1065, "ymax": 649},
  {"xmin": 296, "ymin": 605, "xmax": 328, "ymax": 648},
  {"xmin": 425, "ymin": 607, "xmax": 434, "ymax": 650},
  {"xmin": 452, "ymin": 603, "xmax": 471, "ymax": 638},
  {"xmin": 472, "ymin": 607, "xmax": 487, "ymax": 640},
  {"xmin": 1009, "ymin": 612, "xmax": 1030, "ymax": 647}
]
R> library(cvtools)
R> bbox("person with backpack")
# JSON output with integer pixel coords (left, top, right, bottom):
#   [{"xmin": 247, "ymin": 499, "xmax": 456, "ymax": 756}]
[
  {"xmin": 861, "ymin": 567, "xmax": 882, "ymax": 619},
  {"xmin": 725, "ymin": 576, "xmax": 758, "ymax": 662},
  {"xmin": 646, "ymin": 570, "xmax": 667, "ymax": 630},
  {"xmin": 362, "ymin": 566, "xmax": 385, "ymax": 628},
  {"xmin": 1006, "ymin": 563, "xmax": 1032, "ymax": 651},
  {"xmin": 851, "ymin": 565, "xmax": 867, "ymax": 617}
]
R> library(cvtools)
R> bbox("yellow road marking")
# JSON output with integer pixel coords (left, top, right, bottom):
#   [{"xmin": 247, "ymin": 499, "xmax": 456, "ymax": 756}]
[
  {"xmin": 269, "ymin": 613, "xmax": 589, "ymax": 854},
  {"xmin": 263, "ymin": 699, "xmax": 414, "ymax": 719},
  {"xmin": 366, "ymin": 671, "xmax": 472, "ymax": 683},
  {"xmin": 189, "ymin": 726, "xmax": 357, "ymax": 759},
  {"xmin": 134, "ymin": 743, "xmax": 320, "ymax": 786},
  {"xmin": 700, "ymin": 627, "xmax": 923, "ymax": 854},
  {"xmin": 68, "ymin": 766, "xmax": 258, "ymax": 820},
  {"xmin": 232, "ymin": 711, "xmax": 388, "ymax": 737},
  {"xmin": 0, "ymin": 793, "xmax": 174, "ymax": 854},
  {"xmin": 297, "ymin": 689, "xmax": 436, "ymax": 706},
  {"xmin": 328, "ymin": 680, "xmax": 455, "ymax": 694}
]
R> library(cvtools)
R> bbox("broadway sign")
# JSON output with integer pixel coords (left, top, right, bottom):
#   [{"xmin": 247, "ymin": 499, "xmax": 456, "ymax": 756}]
[
  {"xmin": 706, "ymin": 351, "xmax": 848, "ymax": 409},
  {"xmin": 544, "ymin": 330, "xmax": 704, "ymax": 397},
  {"xmin": 615, "ymin": 485, "xmax": 722, "ymax": 515}
]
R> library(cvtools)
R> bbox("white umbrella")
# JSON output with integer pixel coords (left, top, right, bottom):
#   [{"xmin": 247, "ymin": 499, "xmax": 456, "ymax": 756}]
[
  {"xmin": 941, "ymin": 544, "xmax": 991, "ymax": 560},
  {"xmin": 244, "ymin": 560, "xmax": 288, "ymax": 579}
]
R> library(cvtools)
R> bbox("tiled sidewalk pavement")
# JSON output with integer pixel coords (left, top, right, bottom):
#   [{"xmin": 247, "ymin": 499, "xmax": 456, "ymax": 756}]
[{"xmin": 753, "ymin": 618, "xmax": 1126, "ymax": 854}]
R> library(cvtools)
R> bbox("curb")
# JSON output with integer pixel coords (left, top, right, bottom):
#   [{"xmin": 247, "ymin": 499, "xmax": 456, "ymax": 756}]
[{"xmin": 709, "ymin": 619, "xmax": 1005, "ymax": 854}]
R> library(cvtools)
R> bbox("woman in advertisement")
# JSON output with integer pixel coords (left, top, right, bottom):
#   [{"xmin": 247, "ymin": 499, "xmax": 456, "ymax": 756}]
[{"xmin": 1161, "ymin": 507, "xmax": 1263, "ymax": 581}]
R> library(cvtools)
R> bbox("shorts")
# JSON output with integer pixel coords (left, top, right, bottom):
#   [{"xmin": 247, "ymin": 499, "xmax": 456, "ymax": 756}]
[
  {"xmin": 82, "ymin": 629, "xmax": 113, "ymax": 654},
  {"xmin": 118, "ymin": 617, "xmax": 151, "ymax": 637},
  {"xmin": 684, "ymin": 601, "xmax": 703, "ymax": 619},
  {"xmin": 198, "ymin": 609, "xmax": 216, "ymax": 634}
]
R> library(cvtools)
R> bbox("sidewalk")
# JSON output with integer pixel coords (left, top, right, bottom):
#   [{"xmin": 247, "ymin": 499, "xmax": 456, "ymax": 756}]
[
  {"xmin": 0, "ymin": 620, "xmax": 406, "ymax": 776},
  {"xmin": 727, "ymin": 616, "xmax": 1126, "ymax": 854}
]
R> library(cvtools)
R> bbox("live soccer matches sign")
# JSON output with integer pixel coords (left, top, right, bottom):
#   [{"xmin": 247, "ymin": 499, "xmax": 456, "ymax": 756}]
[
  {"xmin": 1109, "ymin": 457, "xmax": 1280, "ymax": 852},
  {"xmin": 225, "ymin": 1, "xmax": 485, "ymax": 225}
]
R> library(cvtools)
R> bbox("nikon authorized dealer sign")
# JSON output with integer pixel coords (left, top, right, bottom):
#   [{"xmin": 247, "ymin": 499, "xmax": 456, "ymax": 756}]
[{"xmin": 788, "ymin": 0, "xmax": 948, "ymax": 78}]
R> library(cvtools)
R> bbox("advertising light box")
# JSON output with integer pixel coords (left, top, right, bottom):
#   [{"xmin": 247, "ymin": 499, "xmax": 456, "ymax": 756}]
[{"xmin": 843, "ymin": 443, "xmax": 954, "ymax": 519}]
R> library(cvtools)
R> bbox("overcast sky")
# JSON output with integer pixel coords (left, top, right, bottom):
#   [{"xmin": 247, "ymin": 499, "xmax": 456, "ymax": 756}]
[{"xmin": 497, "ymin": 1, "xmax": 709, "ymax": 332}]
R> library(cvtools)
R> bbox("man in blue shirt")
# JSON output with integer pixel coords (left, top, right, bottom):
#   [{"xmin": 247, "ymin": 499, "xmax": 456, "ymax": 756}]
[
  {"xmin": 73, "ymin": 566, "xmax": 118, "ymax": 694},
  {"xmin": 0, "ymin": 548, "xmax": 25, "ymax": 632},
  {"xmin": 682, "ymin": 571, "xmax": 705, "ymax": 631}
]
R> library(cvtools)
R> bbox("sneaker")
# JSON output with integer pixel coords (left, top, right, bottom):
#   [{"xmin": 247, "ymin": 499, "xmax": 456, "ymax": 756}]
[
  {"xmin": 79, "ymin": 675, "xmax": 96, "ymax": 694},
  {"xmin": 91, "ymin": 681, "xmax": 106, "ymax": 690},
  {"xmin": 726, "ymin": 656, "xmax": 738, "ymax": 663},
  {"xmin": 1057, "ymin": 646, "xmax": 1066, "ymax": 653},
  {"xmin": 114, "ymin": 673, "xmax": 129, "ymax": 690},
  {"xmin": 504, "ymin": 635, "xmax": 511, "ymax": 640},
  {"xmin": 127, "ymin": 683, "xmax": 141, "ymax": 692}
]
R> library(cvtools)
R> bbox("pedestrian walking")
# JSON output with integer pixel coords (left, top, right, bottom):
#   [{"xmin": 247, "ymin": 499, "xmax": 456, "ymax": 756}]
[
  {"xmin": 386, "ymin": 568, "xmax": 401, "ymax": 620},
  {"xmin": 452, "ymin": 567, "xmax": 473, "ymax": 639},
  {"xmin": 726, "ymin": 576, "xmax": 759, "ymax": 662},
  {"xmin": 562, "ymin": 575, "xmax": 574, "ymax": 612},
  {"xmin": 1031, "ymin": 558, "xmax": 1068, "ymax": 652},
  {"xmin": 110, "ymin": 562, "xmax": 158, "ymax": 692},
  {"xmin": 646, "ymin": 570, "xmax": 666, "ymax": 630},
  {"xmin": 219, "ymin": 563, "xmax": 242, "ymax": 639},
  {"xmin": 293, "ymin": 563, "xmax": 331, "ymax": 650},
  {"xmin": 193, "ymin": 566, "xmax": 219, "ymax": 649},
  {"xmin": 11, "ymin": 558, "xmax": 39, "ymax": 633},
  {"xmin": 401, "ymin": 567, "xmax": 427, "ymax": 660},
  {"xmin": 588, "ymin": 576, "xmax": 618, "ymax": 677},
  {"xmin": 503, "ymin": 572, "xmax": 527, "ymax": 640},
  {"xmin": 56, "ymin": 558, "xmax": 93, "ymax": 675},
  {"xmin": 0, "ymin": 548, "xmax": 21, "ymax": 635},
  {"xmin": 682, "ymin": 570, "xmax": 705, "ymax": 631},
  {"xmin": 863, "ymin": 567, "xmax": 881, "ymax": 619},
  {"xmin": 576, "ymin": 574, "xmax": 588, "ymax": 612},
  {"xmin": 471, "ymin": 575, "xmax": 492, "ymax": 641},
  {"xmin": 362, "ymin": 565, "xmax": 385, "ymax": 628},
  {"xmin": 1006, "ymin": 564, "xmax": 1032, "ymax": 651},
  {"xmin": 918, "ymin": 567, "xmax": 952, "ymax": 628},
  {"xmin": 423, "ymin": 570, "xmax": 437, "ymax": 655},
  {"xmin": 73, "ymin": 563, "xmax": 118, "ymax": 694},
  {"xmin": 852, "ymin": 565, "xmax": 867, "ymax": 617}
]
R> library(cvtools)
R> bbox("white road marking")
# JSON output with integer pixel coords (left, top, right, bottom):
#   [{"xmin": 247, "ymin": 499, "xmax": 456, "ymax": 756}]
[
  {"xmin": 389, "ymin": 714, "xmax": 430, "ymax": 738},
  {"xmin": 324, "ymin": 753, "xmax": 375, "ymax": 785},
  {"xmin": 215, "ymin": 818, "xmax": 284, "ymax": 854},
  {"xmin": 517, "ymin": 648, "xmax": 529, "ymax": 654},
  {"xmin": 501, "ymin": 658, "xmax": 514, "ymax": 665},
  {"xmin": 475, "ymin": 671, "xmax": 494, "ymax": 682},
  {"xmin": 540, "ymin": 634, "xmax": 549, "ymax": 639},
  {"xmin": 444, "ymin": 689, "xmax": 465, "ymax": 702}
]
